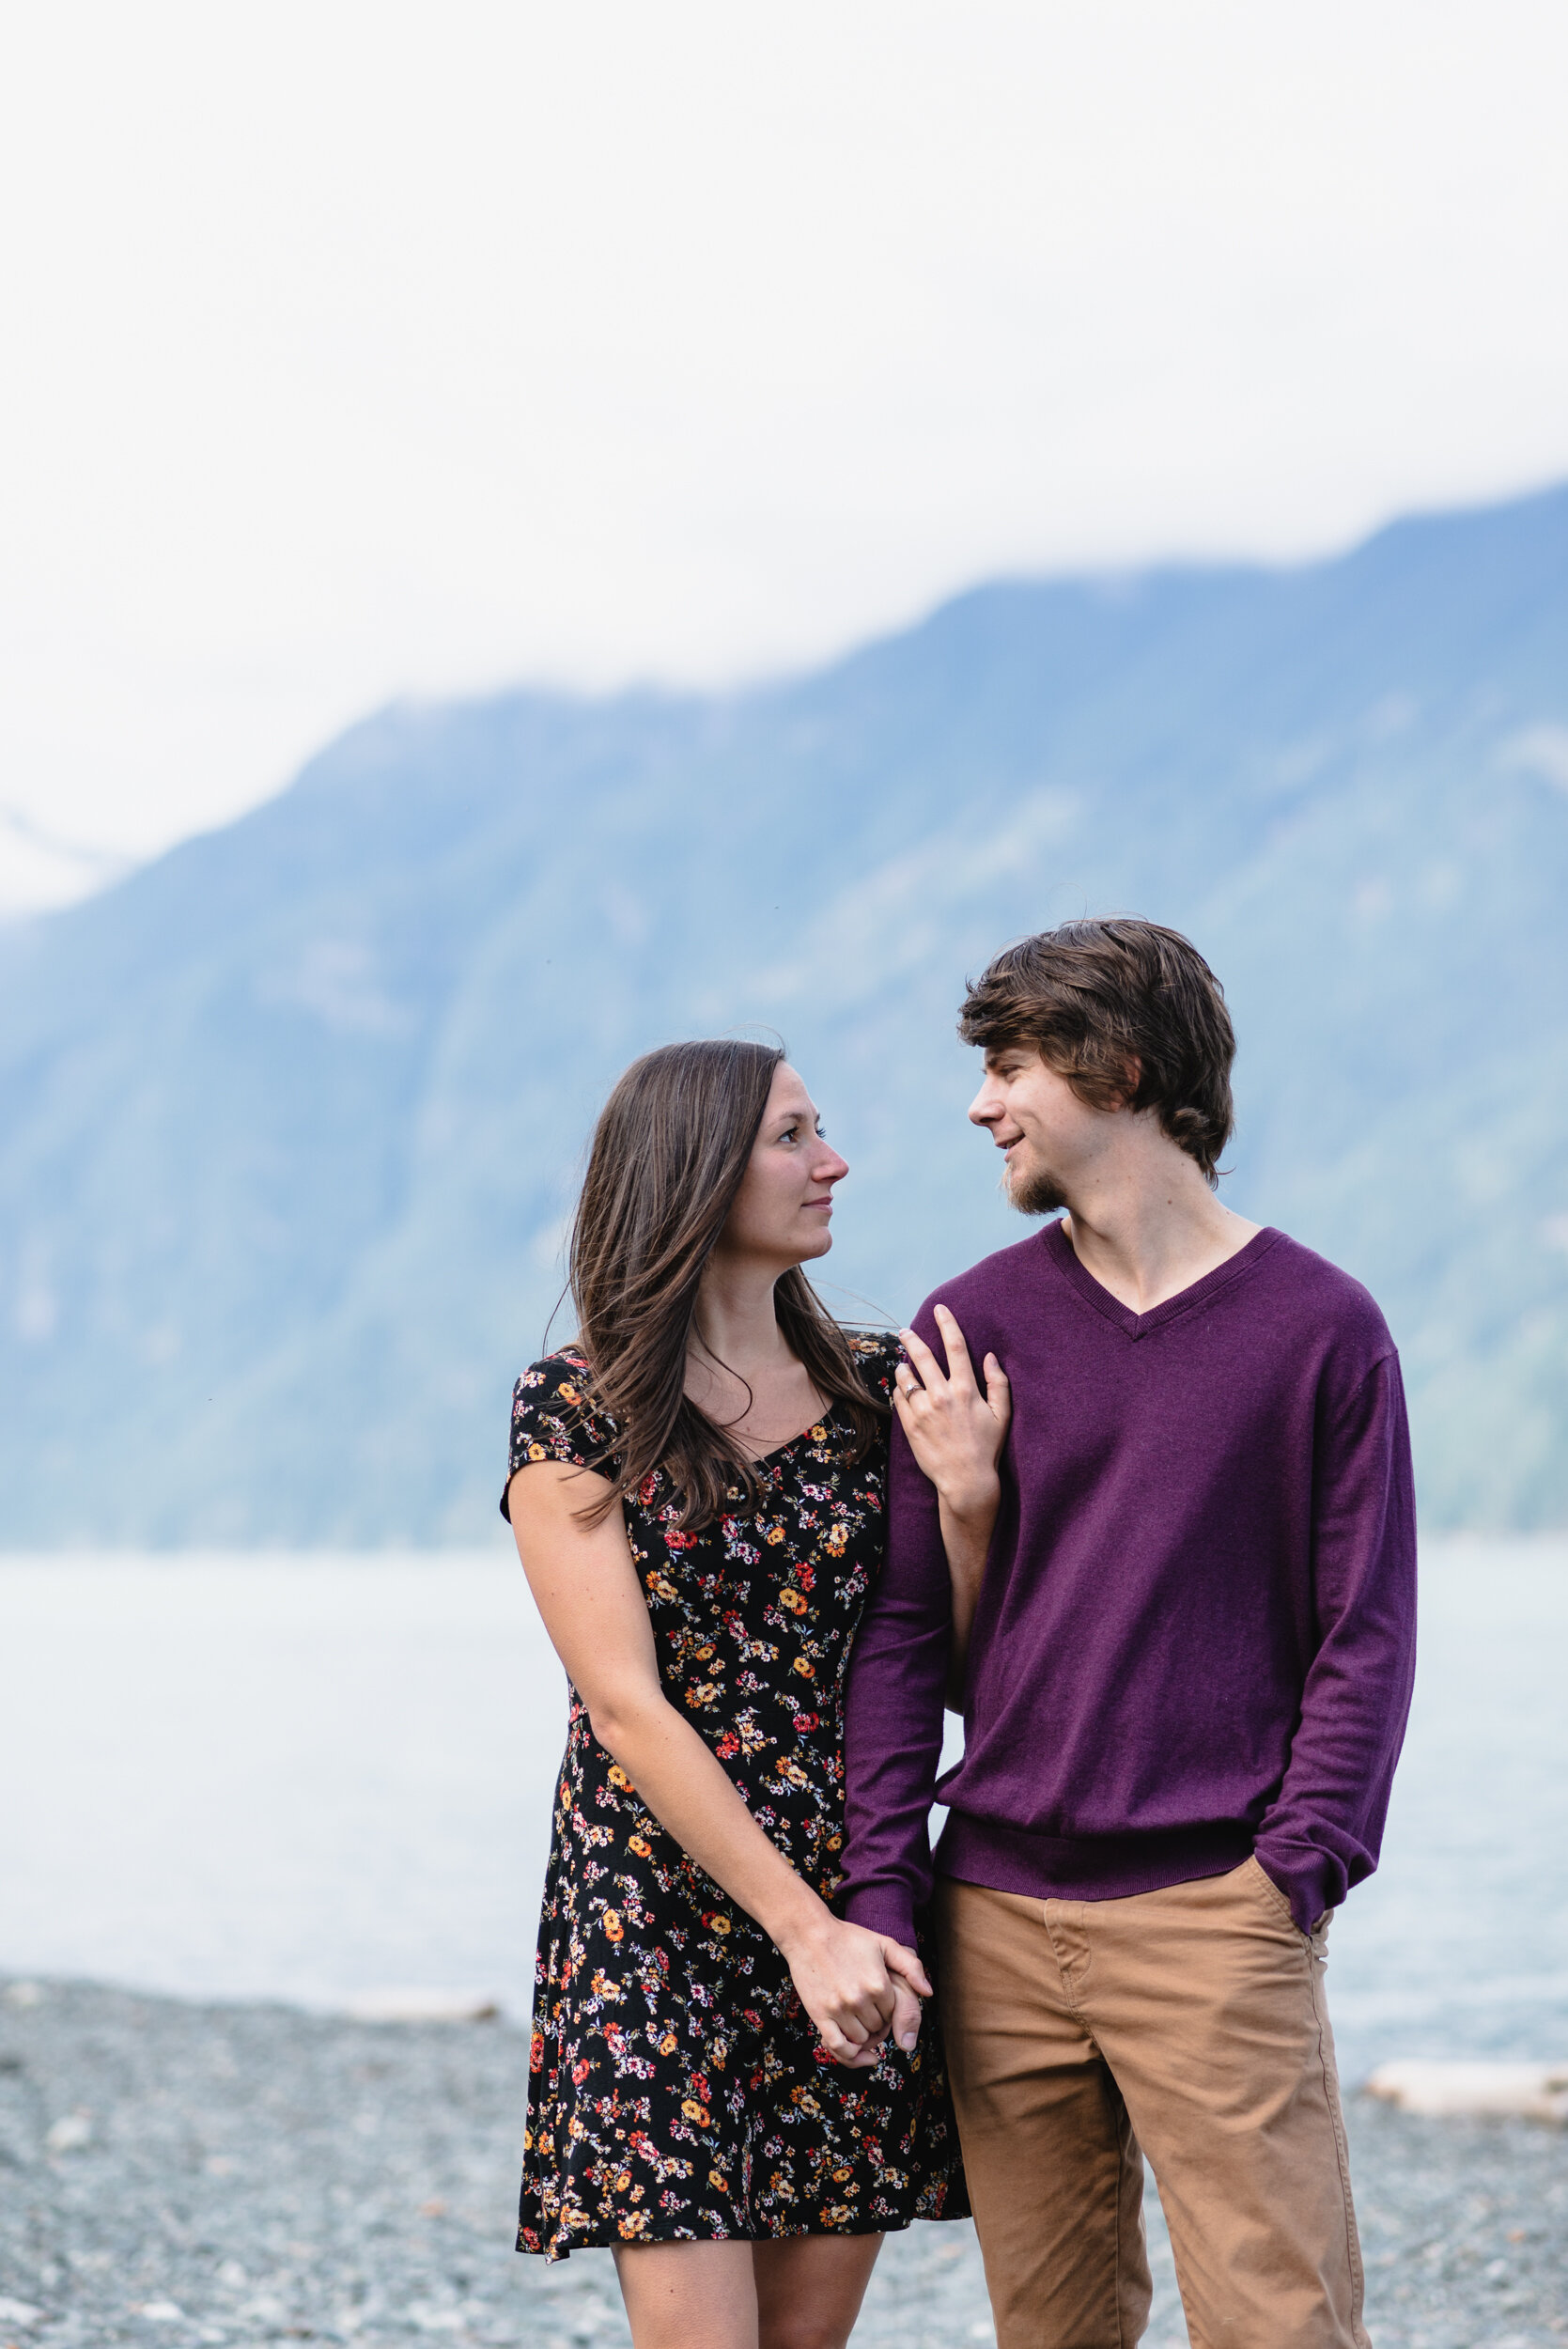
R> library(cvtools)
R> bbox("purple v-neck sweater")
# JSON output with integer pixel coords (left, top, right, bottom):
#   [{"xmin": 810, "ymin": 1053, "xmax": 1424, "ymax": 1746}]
[{"xmin": 841, "ymin": 1222, "xmax": 1417, "ymax": 1941}]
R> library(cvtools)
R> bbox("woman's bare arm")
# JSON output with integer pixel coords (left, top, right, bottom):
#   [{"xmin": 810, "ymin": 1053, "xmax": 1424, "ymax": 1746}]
[
  {"xmin": 508, "ymin": 1459, "xmax": 928, "ymax": 2062},
  {"xmin": 893, "ymin": 1305, "xmax": 1011, "ymax": 1708},
  {"xmin": 934, "ymin": 1496, "xmax": 996, "ymax": 1707}
]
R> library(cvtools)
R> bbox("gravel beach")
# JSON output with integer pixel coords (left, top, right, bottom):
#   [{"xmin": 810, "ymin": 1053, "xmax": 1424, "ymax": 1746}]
[{"xmin": 2, "ymin": 1976, "xmax": 1563, "ymax": 2348}]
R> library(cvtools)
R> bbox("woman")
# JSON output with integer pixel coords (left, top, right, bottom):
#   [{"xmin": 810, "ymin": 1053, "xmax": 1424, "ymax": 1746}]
[{"xmin": 502, "ymin": 1040, "xmax": 1009, "ymax": 2349}]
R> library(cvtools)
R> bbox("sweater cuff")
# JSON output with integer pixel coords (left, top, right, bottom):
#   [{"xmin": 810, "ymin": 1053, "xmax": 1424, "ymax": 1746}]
[
  {"xmin": 841, "ymin": 1885, "xmax": 919, "ymax": 1949},
  {"xmin": 1252, "ymin": 1843, "xmax": 1335, "ymax": 1936}
]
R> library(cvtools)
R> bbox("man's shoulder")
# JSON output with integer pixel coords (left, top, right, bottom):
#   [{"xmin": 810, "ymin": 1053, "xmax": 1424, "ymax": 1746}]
[
  {"xmin": 914, "ymin": 1230, "xmax": 1054, "ymax": 1327},
  {"xmin": 1255, "ymin": 1227, "xmax": 1397, "ymax": 1363}
]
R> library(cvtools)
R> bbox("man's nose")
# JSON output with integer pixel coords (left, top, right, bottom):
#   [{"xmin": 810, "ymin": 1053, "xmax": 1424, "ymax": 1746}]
[{"xmin": 968, "ymin": 1084, "xmax": 1001, "ymax": 1128}]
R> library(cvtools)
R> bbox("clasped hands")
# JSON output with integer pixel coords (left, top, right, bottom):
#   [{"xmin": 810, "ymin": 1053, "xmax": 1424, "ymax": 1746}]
[{"xmin": 784, "ymin": 1912, "xmax": 932, "ymax": 2069}]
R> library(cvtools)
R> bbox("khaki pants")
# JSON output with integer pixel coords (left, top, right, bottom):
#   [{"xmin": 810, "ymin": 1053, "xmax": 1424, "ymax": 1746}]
[{"xmin": 936, "ymin": 1860, "xmax": 1368, "ymax": 2349}]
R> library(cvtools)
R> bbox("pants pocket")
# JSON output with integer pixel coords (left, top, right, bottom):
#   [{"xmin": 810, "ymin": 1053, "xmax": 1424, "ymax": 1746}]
[{"xmin": 1240, "ymin": 1853, "xmax": 1298, "ymax": 1926}]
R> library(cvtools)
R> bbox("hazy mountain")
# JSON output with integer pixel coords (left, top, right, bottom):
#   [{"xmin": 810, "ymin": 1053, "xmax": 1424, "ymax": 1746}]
[{"xmin": 2, "ymin": 484, "xmax": 1566, "ymax": 1544}]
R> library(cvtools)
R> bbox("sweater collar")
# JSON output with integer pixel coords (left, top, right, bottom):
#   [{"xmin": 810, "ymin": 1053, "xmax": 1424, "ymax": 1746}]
[{"xmin": 1040, "ymin": 1216, "xmax": 1282, "ymax": 1341}]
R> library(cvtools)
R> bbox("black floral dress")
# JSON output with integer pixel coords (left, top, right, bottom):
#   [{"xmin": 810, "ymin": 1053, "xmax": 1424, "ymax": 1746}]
[{"xmin": 501, "ymin": 1337, "xmax": 968, "ymax": 2260}]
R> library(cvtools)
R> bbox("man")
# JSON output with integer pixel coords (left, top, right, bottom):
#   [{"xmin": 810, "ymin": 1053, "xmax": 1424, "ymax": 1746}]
[{"xmin": 842, "ymin": 916, "xmax": 1416, "ymax": 2349}]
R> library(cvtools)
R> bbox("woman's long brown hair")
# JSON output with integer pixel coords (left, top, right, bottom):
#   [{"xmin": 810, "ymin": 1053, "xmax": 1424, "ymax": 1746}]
[{"xmin": 565, "ymin": 1039, "xmax": 886, "ymax": 1528}]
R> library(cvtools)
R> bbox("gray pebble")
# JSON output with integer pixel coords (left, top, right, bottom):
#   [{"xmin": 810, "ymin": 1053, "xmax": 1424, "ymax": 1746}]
[{"xmin": 1, "ymin": 1978, "xmax": 1564, "ymax": 2345}]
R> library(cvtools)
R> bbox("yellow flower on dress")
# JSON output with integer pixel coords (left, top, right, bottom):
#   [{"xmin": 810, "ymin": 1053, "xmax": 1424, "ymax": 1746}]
[{"xmin": 682, "ymin": 2099, "xmax": 710, "ymax": 2126}]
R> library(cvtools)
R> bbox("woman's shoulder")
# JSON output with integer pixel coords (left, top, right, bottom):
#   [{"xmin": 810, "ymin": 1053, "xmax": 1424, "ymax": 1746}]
[
  {"xmin": 513, "ymin": 1347, "xmax": 594, "ymax": 1405},
  {"xmin": 841, "ymin": 1327, "xmax": 904, "ymax": 1402},
  {"xmin": 508, "ymin": 1349, "xmax": 613, "ymax": 1474}
]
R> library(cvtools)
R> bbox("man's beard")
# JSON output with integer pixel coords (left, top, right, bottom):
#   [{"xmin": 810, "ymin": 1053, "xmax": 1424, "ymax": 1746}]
[{"xmin": 1005, "ymin": 1157, "xmax": 1068, "ymax": 1216}]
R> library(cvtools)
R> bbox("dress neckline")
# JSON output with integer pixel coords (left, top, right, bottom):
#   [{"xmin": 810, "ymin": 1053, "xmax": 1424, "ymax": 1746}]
[
  {"xmin": 718, "ymin": 1330, "xmax": 895, "ymax": 1464},
  {"xmin": 721, "ymin": 1397, "xmax": 837, "ymax": 1468},
  {"xmin": 554, "ymin": 1340, "xmax": 878, "ymax": 1468}
]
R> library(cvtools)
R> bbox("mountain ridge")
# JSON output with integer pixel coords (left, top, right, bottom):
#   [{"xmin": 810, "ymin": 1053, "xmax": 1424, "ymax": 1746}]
[{"xmin": 2, "ymin": 480, "xmax": 1566, "ymax": 1541}]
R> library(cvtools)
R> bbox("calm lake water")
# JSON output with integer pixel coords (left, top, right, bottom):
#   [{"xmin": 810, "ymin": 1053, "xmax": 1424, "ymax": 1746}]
[{"xmin": 1, "ymin": 1541, "xmax": 1564, "ymax": 2083}]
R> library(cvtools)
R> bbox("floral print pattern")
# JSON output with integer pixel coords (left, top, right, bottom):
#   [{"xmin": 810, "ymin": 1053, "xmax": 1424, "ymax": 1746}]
[{"xmin": 502, "ymin": 1338, "xmax": 967, "ymax": 2260}]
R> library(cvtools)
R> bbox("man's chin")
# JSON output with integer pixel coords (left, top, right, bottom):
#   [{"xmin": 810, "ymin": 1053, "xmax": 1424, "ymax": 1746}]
[{"xmin": 1004, "ymin": 1164, "xmax": 1068, "ymax": 1217}]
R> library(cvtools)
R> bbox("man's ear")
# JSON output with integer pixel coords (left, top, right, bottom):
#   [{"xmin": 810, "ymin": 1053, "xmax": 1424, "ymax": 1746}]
[{"xmin": 1110, "ymin": 1054, "xmax": 1141, "ymax": 1112}]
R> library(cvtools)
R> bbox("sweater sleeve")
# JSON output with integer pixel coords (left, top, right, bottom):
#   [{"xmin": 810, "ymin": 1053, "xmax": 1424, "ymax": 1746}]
[
  {"xmin": 840, "ymin": 1316, "xmax": 955, "ymax": 1948},
  {"xmin": 1252, "ymin": 1349, "xmax": 1418, "ymax": 1932}
]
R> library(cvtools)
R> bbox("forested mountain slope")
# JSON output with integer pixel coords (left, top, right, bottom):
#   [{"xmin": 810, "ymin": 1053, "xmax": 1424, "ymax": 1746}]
[{"xmin": 2, "ymin": 483, "xmax": 1565, "ymax": 1540}]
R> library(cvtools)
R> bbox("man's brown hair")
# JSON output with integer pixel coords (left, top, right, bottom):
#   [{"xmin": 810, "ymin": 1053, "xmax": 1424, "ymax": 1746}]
[{"xmin": 958, "ymin": 917, "xmax": 1235, "ymax": 1183}]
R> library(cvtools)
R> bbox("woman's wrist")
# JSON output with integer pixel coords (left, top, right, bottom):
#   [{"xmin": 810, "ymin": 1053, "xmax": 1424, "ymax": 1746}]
[
  {"xmin": 765, "ymin": 1880, "xmax": 837, "ymax": 1964},
  {"xmin": 938, "ymin": 1472, "xmax": 1001, "ymax": 1526}
]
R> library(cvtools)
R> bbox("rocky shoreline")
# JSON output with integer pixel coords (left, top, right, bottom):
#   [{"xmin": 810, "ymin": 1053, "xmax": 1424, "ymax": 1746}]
[{"xmin": 2, "ymin": 1977, "xmax": 1564, "ymax": 2347}]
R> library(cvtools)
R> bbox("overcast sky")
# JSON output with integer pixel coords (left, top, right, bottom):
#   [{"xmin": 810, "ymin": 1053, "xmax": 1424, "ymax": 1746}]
[{"xmin": 3, "ymin": 0, "xmax": 1567, "ymax": 906}]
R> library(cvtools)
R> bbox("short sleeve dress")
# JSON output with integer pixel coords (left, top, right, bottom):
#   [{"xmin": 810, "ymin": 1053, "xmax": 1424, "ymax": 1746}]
[{"xmin": 501, "ymin": 1336, "xmax": 968, "ymax": 2260}]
